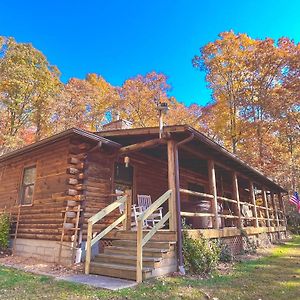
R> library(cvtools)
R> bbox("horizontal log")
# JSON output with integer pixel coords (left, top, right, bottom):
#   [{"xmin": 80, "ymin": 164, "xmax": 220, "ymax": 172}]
[
  {"xmin": 17, "ymin": 233, "xmax": 71, "ymax": 242},
  {"xmin": 180, "ymin": 188, "xmax": 214, "ymax": 199},
  {"xmin": 18, "ymin": 223, "xmax": 63, "ymax": 229},
  {"xmin": 52, "ymin": 195, "xmax": 85, "ymax": 201},
  {"xmin": 18, "ymin": 207, "xmax": 64, "ymax": 215},
  {"xmin": 181, "ymin": 211, "xmax": 214, "ymax": 217},
  {"xmin": 217, "ymin": 196, "xmax": 237, "ymax": 204},
  {"xmin": 118, "ymin": 138, "xmax": 166, "ymax": 155},
  {"xmin": 219, "ymin": 214, "xmax": 239, "ymax": 219}
]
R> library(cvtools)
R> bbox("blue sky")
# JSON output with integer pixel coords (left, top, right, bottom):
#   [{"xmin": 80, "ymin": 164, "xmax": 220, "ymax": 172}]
[{"xmin": 1, "ymin": 0, "xmax": 300, "ymax": 106}]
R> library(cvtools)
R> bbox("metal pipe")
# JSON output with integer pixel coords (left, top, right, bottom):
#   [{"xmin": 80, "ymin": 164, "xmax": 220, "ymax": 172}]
[{"xmin": 159, "ymin": 111, "xmax": 163, "ymax": 138}]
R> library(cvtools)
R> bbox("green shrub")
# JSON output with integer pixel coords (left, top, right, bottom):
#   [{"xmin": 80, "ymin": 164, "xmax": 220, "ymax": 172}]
[
  {"xmin": 182, "ymin": 230, "xmax": 220, "ymax": 275},
  {"xmin": 0, "ymin": 213, "xmax": 10, "ymax": 249}
]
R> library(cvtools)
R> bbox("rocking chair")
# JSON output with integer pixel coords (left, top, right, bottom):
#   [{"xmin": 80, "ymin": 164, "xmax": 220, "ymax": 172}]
[{"xmin": 137, "ymin": 194, "xmax": 163, "ymax": 228}]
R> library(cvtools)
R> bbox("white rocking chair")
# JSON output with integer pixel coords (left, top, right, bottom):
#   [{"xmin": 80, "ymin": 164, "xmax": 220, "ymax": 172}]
[
  {"xmin": 119, "ymin": 202, "xmax": 143, "ymax": 229},
  {"xmin": 137, "ymin": 194, "xmax": 163, "ymax": 228},
  {"xmin": 241, "ymin": 203, "xmax": 253, "ymax": 226}
]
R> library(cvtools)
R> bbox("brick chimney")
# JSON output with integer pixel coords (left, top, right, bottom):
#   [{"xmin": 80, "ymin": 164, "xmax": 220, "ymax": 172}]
[{"xmin": 102, "ymin": 119, "xmax": 133, "ymax": 130}]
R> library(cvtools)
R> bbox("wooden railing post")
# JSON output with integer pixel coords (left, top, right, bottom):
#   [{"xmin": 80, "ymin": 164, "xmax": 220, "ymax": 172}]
[
  {"xmin": 136, "ymin": 219, "xmax": 143, "ymax": 283},
  {"xmin": 167, "ymin": 140, "xmax": 178, "ymax": 231},
  {"xmin": 249, "ymin": 182, "xmax": 259, "ymax": 227},
  {"xmin": 262, "ymin": 187, "xmax": 270, "ymax": 227},
  {"xmin": 125, "ymin": 190, "xmax": 131, "ymax": 230},
  {"xmin": 85, "ymin": 221, "xmax": 92, "ymax": 274},
  {"xmin": 208, "ymin": 160, "xmax": 219, "ymax": 229},
  {"xmin": 232, "ymin": 172, "xmax": 242, "ymax": 228}
]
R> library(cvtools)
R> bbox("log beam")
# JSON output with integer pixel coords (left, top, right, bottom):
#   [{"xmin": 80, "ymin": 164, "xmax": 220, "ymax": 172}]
[{"xmin": 118, "ymin": 138, "xmax": 166, "ymax": 155}]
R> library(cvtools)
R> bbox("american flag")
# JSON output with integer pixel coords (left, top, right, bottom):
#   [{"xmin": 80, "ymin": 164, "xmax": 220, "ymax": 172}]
[{"xmin": 289, "ymin": 192, "xmax": 300, "ymax": 213}]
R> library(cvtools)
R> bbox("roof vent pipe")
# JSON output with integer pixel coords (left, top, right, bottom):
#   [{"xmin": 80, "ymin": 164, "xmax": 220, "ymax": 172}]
[{"xmin": 157, "ymin": 102, "xmax": 169, "ymax": 138}]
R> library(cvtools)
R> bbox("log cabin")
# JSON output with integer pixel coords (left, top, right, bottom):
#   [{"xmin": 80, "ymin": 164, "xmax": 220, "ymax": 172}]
[{"xmin": 0, "ymin": 121, "xmax": 287, "ymax": 282}]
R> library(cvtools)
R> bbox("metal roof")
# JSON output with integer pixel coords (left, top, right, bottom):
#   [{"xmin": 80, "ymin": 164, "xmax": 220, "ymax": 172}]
[{"xmin": 0, "ymin": 128, "xmax": 121, "ymax": 163}]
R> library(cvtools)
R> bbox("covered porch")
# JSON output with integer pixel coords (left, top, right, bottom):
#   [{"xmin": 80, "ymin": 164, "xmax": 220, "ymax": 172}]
[
  {"xmin": 85, "ymin": 125, "xmax": 287, "ymax": 282},
  {"xmin": 106, "ymin": 126, "xmax": 286, "ymax": 232}
]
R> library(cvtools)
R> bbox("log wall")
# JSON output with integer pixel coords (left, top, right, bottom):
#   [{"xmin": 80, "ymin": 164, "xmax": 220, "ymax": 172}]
[{"xmin": 0, "ymin": 137, "xmax": 96, "ymax": 242}]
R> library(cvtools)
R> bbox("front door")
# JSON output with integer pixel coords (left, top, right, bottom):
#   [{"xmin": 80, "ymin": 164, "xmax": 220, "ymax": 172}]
[{"xmin": 114, "ymin": 162, "xmax": 134, "ymax": 196}]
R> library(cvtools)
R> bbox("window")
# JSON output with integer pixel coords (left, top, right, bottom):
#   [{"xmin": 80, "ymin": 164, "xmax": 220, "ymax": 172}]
[
  {"xmin": 114, "ymin": 163, "xmax": 133, "ymax": 186},
  {"xmin": 20, "ymin": 166, "xmax": 36, "ymax": 205}
]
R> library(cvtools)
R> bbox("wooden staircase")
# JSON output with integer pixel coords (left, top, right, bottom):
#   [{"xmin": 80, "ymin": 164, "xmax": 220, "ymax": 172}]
[
  {"xmin": 89, "ymin": 231, "xmax": 177, "ymax": 280},
  {"xmin": 84, "ymin": 190, "xmax": 177, "ymax": 281}
]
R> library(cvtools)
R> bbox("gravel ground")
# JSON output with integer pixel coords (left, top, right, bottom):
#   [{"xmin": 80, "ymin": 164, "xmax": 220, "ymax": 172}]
[{"xmin": 0, "ymin": 254, "xmax": 83, "ymax": 277}]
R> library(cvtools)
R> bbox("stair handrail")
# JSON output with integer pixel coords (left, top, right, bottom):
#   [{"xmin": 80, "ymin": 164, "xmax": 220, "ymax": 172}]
[
  {"xmin": 136, "ymin": 189, "xmax": 172, "ymax": 282},
  {"xmin": 85, "ymin": 194, "xmax": 127, "ymax": 274}
]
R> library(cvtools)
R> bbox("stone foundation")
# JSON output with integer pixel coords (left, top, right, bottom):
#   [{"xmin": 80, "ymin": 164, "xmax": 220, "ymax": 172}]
[{"xmin": 13, "ymin": 238, "xmax": 76, "ymax": 266}]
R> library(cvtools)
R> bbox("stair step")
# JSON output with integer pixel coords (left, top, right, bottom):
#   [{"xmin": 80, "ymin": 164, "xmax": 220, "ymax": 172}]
[
  {"xmin": 104, "ymin": 246, "xmax": 171, "ymax": 258},
  {"xmin": 107, "ymin": 230, "xmax": 177, "ymax": 241},
  {"xmin": 90, "ymin": 262, "xmax": 152, "ymax": 280},
  {"xmin": 94, "ymin": 253, "xmax": 161, "ymax": 267},
  {"xmin": 112, "ymin": 239, "xmax": 174, "ymax": 249}
]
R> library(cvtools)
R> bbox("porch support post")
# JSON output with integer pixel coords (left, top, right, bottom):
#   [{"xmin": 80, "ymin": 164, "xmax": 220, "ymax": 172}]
[
  {"xmin": 208, "ymin": 160, "xmax": 219, "ymax": 229},
  {"xmin": 167, "ymin": 140, "xmax": 178, "ymax": 231},
  {"xmin": 167, "ymin": 139, "xmax": 185, "ymax": 273},
  {"xmin": 279, "ymin": 192, "xmax": 287, "ymax": 227},
  {"xmin": 271, "ymin": 191, "xmax": 279, "ymax": 228},
  {"xmin": 262, "ymin": 187, "xmax": 270, "ymax": 227},
  {"xmin": 278, "ymin": 192, "xmax": 285, "ymax": 226},
  {"xmin": 232, "ymin": 172, "xmax": 242, "ymax": 228},
  {"xmin": 249, "ymin": 181, "xmax": 259, "ymax": 227}
]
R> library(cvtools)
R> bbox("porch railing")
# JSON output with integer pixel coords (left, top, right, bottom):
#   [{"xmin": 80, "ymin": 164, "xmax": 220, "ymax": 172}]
[
  {"xmin": 85, "ymin": 194, "xmax": 127, "ymax": 274},
  {"xmin": 179, "ymin": 188, "xmax": 285, "ymax": 228},
  {"xmin": 180, "ymin": 188, "xmax": 240, "ymax": 226},
  {"xmin": 136, "ymin": 189, "xmax": 172, "ymax": 282}
]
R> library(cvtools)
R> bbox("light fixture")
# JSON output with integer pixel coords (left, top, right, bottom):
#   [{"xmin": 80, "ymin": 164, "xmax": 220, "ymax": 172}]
[{"xmin": 124, "ymin": 156, "xmax": 130, "ymax": 168}]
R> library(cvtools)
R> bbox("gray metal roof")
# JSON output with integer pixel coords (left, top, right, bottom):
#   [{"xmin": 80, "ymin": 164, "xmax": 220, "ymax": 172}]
[{"xmin": 0, "ymin": 128, "xmax": 121, "ymax": 163}]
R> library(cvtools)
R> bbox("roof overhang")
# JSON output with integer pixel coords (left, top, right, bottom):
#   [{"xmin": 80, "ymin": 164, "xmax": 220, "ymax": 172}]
[{"xmin": 97, "ymin": 125, "xmax": 286, "ymax": 193}]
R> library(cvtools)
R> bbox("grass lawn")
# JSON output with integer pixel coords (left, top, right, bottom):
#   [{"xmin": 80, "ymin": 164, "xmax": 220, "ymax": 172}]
[{"xmin": 0, "ymin": 236, "xmax": 299, "ymax": 300}]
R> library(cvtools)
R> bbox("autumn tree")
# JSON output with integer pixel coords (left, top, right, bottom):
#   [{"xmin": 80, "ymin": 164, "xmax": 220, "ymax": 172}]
[
  {"xmin": 0, "ymin": 37, "xmax": 61, "ymax": 147},
  {"xmin": 52, "ymin": 78, "xmax": 98, "ymax": 131},
  {"xmin": 117, "ymin": 71, "xmax": 201, "ymax": 128},
  {"xmin": 86, "ymin": 73, "xmax": 120, "ymax": 130},
  {"xmin": 194, "ymin": 31, "xmax": 300, "ymax": 189},
  {"xmin": 193, "ymin": 31, "xmax": 253, "ymax": 154}
]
